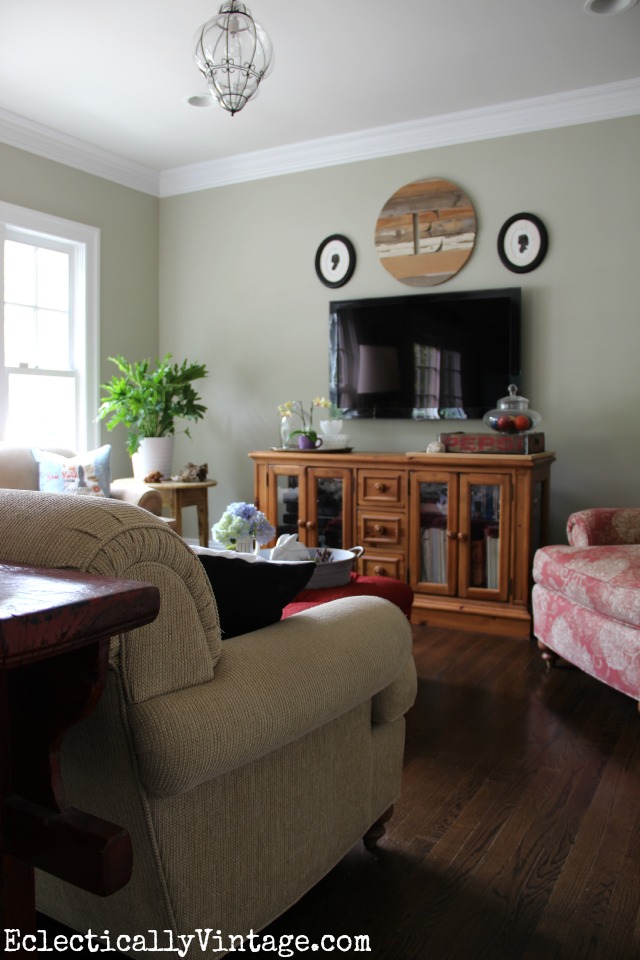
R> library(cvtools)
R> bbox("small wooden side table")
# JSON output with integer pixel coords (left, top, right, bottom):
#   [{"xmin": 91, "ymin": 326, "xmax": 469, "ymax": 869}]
[
  {"xmin": 0, "ymin": 563, "xmax": 160, "ymax": 945},
  {"xmin": 147, "ymin": 479, "xmax": 217, "ymax": 546}
]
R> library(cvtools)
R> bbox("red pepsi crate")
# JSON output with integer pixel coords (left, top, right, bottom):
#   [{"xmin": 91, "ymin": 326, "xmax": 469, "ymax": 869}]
[{"xmin": 439, "ymin": 432, "xmax": 545, "ymax": 454}]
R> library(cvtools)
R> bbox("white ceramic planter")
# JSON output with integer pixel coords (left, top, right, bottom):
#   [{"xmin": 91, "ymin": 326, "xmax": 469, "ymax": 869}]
[{"xmin": 131, "ymin": 436, "xmax": 175, "ymax": 482}]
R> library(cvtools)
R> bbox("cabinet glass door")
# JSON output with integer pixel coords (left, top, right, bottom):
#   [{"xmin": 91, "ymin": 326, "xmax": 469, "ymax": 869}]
[
  {"xmin": 410, "ymin": 471, "xmax": 457, "ymax": 595},
  {"xmin": 271, "ymin": 465, "xmax": 307, "ymax": 542},
  {"xmin": 307, "ymin": 467, "xmax": 352, "ymax": 549},
  {"xmin": 459, "ymin": 474, "xmax": 511, "ymax": 600}
]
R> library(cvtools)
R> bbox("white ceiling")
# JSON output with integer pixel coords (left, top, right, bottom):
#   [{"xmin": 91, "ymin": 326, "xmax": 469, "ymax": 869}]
[{"xmin": 0, "ymin": 0, "xmax": 639, "ymax": 195}]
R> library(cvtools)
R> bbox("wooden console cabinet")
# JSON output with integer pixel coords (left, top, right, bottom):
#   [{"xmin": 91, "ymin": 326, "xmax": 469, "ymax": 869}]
[{"xmin": 250, "ymin": 449, "xmax": 555, "ymax": 638}]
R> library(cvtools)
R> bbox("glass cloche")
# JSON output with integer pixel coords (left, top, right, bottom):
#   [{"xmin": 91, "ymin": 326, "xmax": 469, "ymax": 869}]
[{"xmin": 483, "ymin": 384, "xmax": 542, "ymax": 434}]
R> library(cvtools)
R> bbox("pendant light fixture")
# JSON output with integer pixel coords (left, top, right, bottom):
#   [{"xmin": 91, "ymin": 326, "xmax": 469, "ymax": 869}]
[{"xmin": 194, "ymin": 1, "xmax": 273, "ymax": 116}]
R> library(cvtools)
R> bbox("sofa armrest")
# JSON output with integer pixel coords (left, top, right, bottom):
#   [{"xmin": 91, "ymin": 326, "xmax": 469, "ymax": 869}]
[
  {"xmin": 567, "ymin": 508, "xmax": 640, "ymax": 546},
  {"xmin": 127, "ymin": 596, "xmax": 417, "ymax": 798},
  {"xmin": 110, "ymin": 477, "xmax": 163, "ymax": 515}
]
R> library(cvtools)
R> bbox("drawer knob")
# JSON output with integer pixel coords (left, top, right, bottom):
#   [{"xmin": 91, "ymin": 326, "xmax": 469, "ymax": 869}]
[
  {"xmin": 374, "ymin": 481, "xmax": 388, "ymax": 492},
  {"xmin": 374, "ymin": 565, "xmax": 387, "ymax": 576},
  {"xmin": 373, "ymin": 524, "xmax": 386, "ymax": 535}
]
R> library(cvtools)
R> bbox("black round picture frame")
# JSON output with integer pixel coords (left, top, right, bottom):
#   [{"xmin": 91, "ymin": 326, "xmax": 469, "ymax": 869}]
[
  {"xmin": 315, "ymin": 234, "xmax": 356, "ymax": 288},
  {"xmin": 497, "ymin": 213, "xmax": 548, "ymax": 273}
]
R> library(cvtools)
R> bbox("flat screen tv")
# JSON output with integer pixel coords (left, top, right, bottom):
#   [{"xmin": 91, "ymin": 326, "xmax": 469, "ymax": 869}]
[{"xmin": 329, "ymin": 287, "xmax": 521, "ymax": 421}]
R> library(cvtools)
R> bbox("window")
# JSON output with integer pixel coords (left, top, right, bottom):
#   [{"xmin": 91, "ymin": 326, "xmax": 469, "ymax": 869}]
[{"xmin": 0, "ymin": 201, "xmax": 100, "ymax": 450}]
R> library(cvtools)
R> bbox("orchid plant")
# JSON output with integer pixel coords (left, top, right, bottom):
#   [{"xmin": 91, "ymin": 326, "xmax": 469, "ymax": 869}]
[{"xmin": 278, "ymin": 397, "xmax": 331, "ymax": 445}]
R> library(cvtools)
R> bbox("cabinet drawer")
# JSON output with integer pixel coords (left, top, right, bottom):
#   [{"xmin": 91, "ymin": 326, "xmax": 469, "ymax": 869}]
[
  {"xmin": 361, "ymin": 553, "xmax": 406, "ymax": 580},
  {"xmin": 358, "ymin": 470, "xmax": 407, "ymax": 507},
  {"xmin": 358, "ymin": 512, "xmax": 405, "ymax": 548}
]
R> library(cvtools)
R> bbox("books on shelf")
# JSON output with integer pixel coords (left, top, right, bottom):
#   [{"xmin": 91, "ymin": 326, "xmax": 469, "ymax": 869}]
[
  {"xmin": 484, "ymin": 524, "xmax": 500, "ymax": 589},
  {"xmin": 422, "ymin": 518, "xmax": 499, "ymax": 589},
  {"xmin": 421, "ymin": 525, "xmax": 447, "ymax": 584},
  {"xmin": 469, "ymin": 523, "xmax": 500, "ymax": 589}
]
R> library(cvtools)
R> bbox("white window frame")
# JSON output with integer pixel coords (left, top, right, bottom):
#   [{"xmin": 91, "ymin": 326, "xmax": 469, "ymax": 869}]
[{"xmin": 0, "ymin": 200, "xmax": 100, "ymax": 451}]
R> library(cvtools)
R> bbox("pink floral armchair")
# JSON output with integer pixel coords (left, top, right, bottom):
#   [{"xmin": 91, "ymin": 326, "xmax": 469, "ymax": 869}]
[
  {"xmin": 532, "ymin": 508, "xmax": 640, "ymax": 706},
  {"xmin": 566, "ymin": 508, "xmax": 640, "ymax": 547}
]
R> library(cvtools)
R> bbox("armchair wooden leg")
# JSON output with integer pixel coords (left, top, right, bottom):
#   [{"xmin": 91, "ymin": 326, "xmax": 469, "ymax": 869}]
[
  {"xmin": 537, "ymin": 640, "xmax": 558, "ymax": 666},
  {"xmin": 363, "ymin": 806, "xmax": 393, "ymax": 851},
  {"xmin": 537, "ymin": 640, "xmax": 573, "ymax": 670}
]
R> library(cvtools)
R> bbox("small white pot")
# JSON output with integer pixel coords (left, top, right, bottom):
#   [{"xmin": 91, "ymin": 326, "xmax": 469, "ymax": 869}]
[
  {"xmin": 131, "ymin": 436, "xmax": 175, "ymax": 482},
  {"xmin": 320, "ymin": 420, "xmax": 343, "ymax": 437}
]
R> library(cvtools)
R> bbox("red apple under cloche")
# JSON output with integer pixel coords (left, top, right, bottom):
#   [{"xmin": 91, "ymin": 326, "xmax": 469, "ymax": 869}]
[
  {"xmin": 497, "ymin": 415, "xmax": 516, "ymax": 433},
  {"xmin": 514, "ymin": 414, "xmax": 533, "ymax": 431}
]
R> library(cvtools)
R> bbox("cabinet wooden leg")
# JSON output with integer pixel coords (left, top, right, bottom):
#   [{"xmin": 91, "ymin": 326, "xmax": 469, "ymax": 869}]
[{"xmin": 363, "ymin": 806, "xmax": 393, "ymax": 850}]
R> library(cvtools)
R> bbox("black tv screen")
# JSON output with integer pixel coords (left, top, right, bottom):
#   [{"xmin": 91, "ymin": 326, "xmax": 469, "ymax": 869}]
[{"xmin": 329, "ymin": 287, "xmax": 521, "ymax": 420}]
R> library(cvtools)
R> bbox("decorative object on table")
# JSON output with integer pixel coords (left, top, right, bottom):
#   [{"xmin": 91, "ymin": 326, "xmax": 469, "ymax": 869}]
[
  {"xmin": 426, "ymin": 439, "xmax": 445, "ymax": 454},
  {"xmin": 171, "ymin": 462, "xmax": 209, "ymax": 482},
  {"xmin": 375, "ymin": 178, "xmax": 477, "ymax": 287},
  {"xmin": 143, "ymin": 470, "xmax": 164, "ymax": 484},
  {"xmin": 438, "ymin": 431, "xmax": 546, "ymax": 455},
  {"xmin": 497, "ymin": 213, "xmax": 548, "ymax": 273},
  {"xmin": 319, "ymin": 419, "xmax": 352, "ymax": 451},
  {"xmin": 298, "ymin": 434, "xmax": 323, "ymax": 450},
  {"xmin": 315, "ymin": 235, "xmax": 356, "ymax": 288},
  {"xmin": 261, "ymin": 534, "xmax": 365, "ymax": 588},
  {"xmin": 96, "ymin": 354, "xmax": 208, "ymax": 482},
  {"xmin": 278, "ymin": 397, "xmax": 331, "ymax": 449},
  {"xmin": 278, "ymin": 400, "xmax": 302, "ymax": 448},
  {"xmin": 269, "ymin": 533, "xmax": 314, "ymax": 562},
  {"xmin": 483, "ymin": 384, "xmax": 542, "ymax": 435},
  {"xmin": 212, "ymin": 501, "xmax": 275, "ymax": 553},
  {"xmin": 303, "ymin": 546, "xmax": 364, "ymax": 588},
  {"xmin": 193, "ymin": 1, "xmax": 273, "ymax": 117}
]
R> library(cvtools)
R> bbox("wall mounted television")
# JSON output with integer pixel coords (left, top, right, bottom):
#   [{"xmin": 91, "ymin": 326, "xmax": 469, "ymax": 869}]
[{"xmin": 329, "ymin": 287, "xmax": 522, "ymax": 421}]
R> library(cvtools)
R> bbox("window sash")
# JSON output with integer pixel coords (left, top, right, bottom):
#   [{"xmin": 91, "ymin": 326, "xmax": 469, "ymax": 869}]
[{"xmin": 0, "ymin": 201, "xmax": 100, "ymax": 451}]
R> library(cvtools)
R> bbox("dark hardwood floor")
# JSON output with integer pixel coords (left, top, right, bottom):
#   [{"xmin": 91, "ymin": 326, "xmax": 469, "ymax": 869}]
[
  {"xmin": 262, "ymin": 624, "xmax": 640, "ymax": 959},
  {"xmin": 38, "ymin": 624, "xmax": 640, "ymax": 958}
]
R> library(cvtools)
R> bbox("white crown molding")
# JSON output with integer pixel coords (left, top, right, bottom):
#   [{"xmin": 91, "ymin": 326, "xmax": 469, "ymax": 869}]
[
  {"xmin": 159, "ymin": 78, "xmax": 640, "ymax": 196},
  {"xmin": 0, "ymin": 79, "xmax": 638, "ymax": 198},
  {"xmin": 0, "ymin": 108, "xmax": 160, "ymax": 196}
]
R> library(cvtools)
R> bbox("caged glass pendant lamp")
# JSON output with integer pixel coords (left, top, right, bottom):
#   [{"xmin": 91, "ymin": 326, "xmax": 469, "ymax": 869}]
[{"xmin": 194, "ymin": 1, "xmax": 273, "ymax": 116}]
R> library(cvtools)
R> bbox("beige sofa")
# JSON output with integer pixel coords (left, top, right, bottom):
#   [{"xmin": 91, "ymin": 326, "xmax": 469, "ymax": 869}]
[
  {"xmin": 0, "ymin": 488, "xmax": 416, "ymax": 956},
  {"xmin": 0, "ymin": 441, "xmax": 163, "ymax": 515}
]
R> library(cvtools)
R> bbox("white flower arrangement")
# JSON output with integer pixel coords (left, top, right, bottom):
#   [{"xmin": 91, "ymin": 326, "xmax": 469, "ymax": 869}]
[{"xmin": 212, "ymin": 501, "xmax": 276, "ymax": 550}]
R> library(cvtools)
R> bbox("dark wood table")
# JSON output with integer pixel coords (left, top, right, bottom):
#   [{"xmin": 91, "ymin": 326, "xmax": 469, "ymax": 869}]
[{"xmin": 0, "ymin": 563, "xmax": 160, "ymax": 946}]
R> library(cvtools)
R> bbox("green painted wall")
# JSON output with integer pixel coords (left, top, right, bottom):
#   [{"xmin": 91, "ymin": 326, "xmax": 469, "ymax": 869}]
[
  {"xmin": 0, "ymin": 143, "xmax": 159, "ymax": 478},
  {"xmin": 2, "ymin": 115, "xmax": 638, "ymax": 543},
  {"xmin": 159, "ymin": 116, "xmax": 640, "ymax": 541}
]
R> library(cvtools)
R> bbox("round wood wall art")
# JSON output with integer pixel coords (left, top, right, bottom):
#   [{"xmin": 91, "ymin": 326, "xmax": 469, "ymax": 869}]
[{"xmin": 374, "ymin": 177, "xmax": 477, "ymax": 287}]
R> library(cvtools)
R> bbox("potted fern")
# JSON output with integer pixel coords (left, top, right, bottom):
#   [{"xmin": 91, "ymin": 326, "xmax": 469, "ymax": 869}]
[{"xmin": 97, "ymin": 354, "xmax": 208, "ymax": 480}]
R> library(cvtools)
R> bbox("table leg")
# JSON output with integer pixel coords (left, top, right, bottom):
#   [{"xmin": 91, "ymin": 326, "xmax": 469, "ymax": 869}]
[
  {"xmin": 167, "ymin": 491, "xmax": 182, "ymax": 537},
  {"xmin": 197, "ymin": 496, "xmax": 209, "ymax": 546}
]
